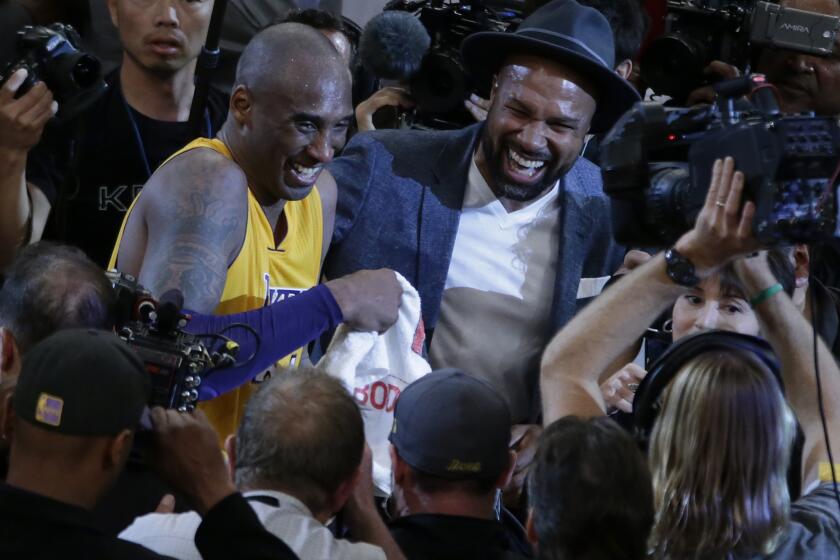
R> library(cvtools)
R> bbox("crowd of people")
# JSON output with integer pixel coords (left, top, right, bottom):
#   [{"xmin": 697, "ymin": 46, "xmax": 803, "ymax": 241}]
[{"xmin": 1, "ymin": 0, "xmax": 840, "ymax": 558}]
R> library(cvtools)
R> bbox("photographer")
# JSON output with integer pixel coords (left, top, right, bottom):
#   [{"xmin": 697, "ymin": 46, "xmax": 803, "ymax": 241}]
[
  {"xmin": 0, "ymin": 328, "xmax": 301, "ymax": 559},
  {"xmin": 1, "ymin": 0, "xmax": 228, "ymax": 267},
  {"xmin": 541, "ymin": 158, "xmax": 840, "ymax": 558},
  {"xmin": 0, "ymin": 69, "xmax": 54, "ymax": 269},
  {"xmin": 122, "ymin": 368, "xmax": 404, "ymax": 560}
]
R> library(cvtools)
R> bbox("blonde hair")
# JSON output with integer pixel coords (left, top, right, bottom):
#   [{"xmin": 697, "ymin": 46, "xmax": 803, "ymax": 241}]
[{"xmin": 649, "ymin": 350, "xmax": 796, "ymax": 559}]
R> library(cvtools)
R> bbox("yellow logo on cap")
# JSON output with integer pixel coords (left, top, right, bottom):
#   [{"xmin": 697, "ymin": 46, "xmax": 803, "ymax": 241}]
[
  {"xmin": 35, "ymin": 393, "xmax": 63, "ymax": 427},
  {"xmin": 446, "ymin": 459, "xmax": 482, "ymax": 473}
]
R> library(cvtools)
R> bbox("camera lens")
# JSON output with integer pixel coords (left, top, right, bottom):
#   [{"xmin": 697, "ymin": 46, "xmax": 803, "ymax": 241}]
[
  {"xmin": 647, "ymin": 164, "xmax": 695, "ymax": 243},
  {"xmin": 411, "ymin": 52, "xmax": 468, "ymax": 116},
  {"xmin": 641, "ymin": 34, "xmax": 709, "ymax": 101},
  {"xmin": 70, "ymin": 54, "xmax": 100, "ymax": 88}
]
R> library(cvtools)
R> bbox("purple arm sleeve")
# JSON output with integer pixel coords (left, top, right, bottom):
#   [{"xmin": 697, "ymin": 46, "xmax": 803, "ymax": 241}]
[{"xmin": 184, "ymin": 284, "xmax": 343, "ymax": 400}]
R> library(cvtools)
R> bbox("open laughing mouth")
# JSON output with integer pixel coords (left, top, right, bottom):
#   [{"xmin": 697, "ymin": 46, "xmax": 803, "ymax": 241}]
[
  {"xmin": 503, "ymin": 146, "xmax": 547, "ymax": 183},
  {"xmin": 287, "ymin": 161, "xmax": 324, "ymax": 187}
]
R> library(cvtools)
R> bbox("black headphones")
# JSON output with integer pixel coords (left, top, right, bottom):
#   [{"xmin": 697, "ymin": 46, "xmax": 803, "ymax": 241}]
[{"xmin": 632, "ymin": 330, "xmax": 783, "ymax": 448}]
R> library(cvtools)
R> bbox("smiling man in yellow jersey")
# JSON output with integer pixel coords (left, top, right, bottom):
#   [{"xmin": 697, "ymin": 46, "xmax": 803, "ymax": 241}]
[{"xmin": 109, "ymin": 23, "xmax": 402, "ymax": 440}]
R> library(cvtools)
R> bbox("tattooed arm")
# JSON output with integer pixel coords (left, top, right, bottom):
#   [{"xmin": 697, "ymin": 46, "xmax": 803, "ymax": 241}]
[{"xmin": 133, "ymin": 149, "xmax": 249, "ymax": 314}]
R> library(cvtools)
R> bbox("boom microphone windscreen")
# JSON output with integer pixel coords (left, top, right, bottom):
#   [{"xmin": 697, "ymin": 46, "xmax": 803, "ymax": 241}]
[{"xmin": 359, "ymin": 11, "xmax": 431, "ymax": 81}]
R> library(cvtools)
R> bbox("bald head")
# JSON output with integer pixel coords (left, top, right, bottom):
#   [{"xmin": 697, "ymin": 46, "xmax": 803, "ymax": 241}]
[
  {"xmin": 223, "ymin": 21, "xmax": 353, "ymax": 205},
  {"xmin": 235, "ymin": 22, "xmax": 349, "ymax": 95}
]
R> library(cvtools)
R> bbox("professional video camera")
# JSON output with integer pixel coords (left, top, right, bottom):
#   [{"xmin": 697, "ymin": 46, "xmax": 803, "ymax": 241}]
[
  {"xmin": 642, "ymin": 0, "xmax": 840, "ymax": 103},
  {"xmin": 0, "ymin": 24, "xmax": 107, "ymax": 122},
  {"xmin": 600, "ymin": 75, "xmax": 840, "ymax": 247},
  {"xmin": 378, "ymin": 0, "xmax": 522, "ymax": 129},
  {"xmin": 107, "ymin": 272, "xmax": 238, "ymax": 412}
]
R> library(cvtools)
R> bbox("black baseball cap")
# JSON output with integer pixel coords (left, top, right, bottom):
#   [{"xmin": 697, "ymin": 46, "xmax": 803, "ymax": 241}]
[
  {"xmin": 389, "ymin": 369, "xmax": 512, "ymax": 482},
  {"xmin": 14, "ymin": 329, "xmax": 151, "ymax": 436}
]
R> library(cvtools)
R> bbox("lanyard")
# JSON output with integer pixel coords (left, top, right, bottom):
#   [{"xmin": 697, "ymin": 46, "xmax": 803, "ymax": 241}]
[{"xmin": 121, "ymin": 90, "xmax": 213, "ymax": 179}]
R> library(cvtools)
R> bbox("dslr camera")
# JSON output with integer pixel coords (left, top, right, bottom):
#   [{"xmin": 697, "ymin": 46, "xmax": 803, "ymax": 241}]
[
  {"xmin": 642, "ymin": 0, "xmax": 840, "ymax": 102},
  {"xmin": 107, "ymin": 272, "xmax": 237, "ymax": 412},
  {"xmin": 385, "ymin": 0, "xmax": 521, "ymax": 129},
  {"xmin": 0, "ymin": 24, "xmax": 107, "ymax": 122},
  {"xmin": 600, "ymin": 75, "xmax": 840, "ymax": 246}
]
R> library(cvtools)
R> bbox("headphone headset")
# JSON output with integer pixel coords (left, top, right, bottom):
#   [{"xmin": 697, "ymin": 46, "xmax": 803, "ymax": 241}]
[{"xmin": 632, "ymin": 330, "xmax": 783, "ymax": 448}]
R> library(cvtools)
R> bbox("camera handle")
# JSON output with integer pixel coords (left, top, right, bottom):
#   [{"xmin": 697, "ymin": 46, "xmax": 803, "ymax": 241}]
[{"xmin": 188, "ymin": 0, "xmax": 229, "ymax": 136}]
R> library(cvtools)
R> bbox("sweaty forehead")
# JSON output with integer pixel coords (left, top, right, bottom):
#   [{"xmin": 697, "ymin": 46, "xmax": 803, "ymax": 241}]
[
  {"xmin": 263, "ymin": 69, "xmax": 351, "ymax": 118},
  {"xmin": 497, "ymin": 54, "xmax": 598, "ymax": 103}
]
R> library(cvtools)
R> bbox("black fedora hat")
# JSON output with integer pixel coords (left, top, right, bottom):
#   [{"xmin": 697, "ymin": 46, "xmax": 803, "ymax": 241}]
[{"xmin": 461, "ymin": 0, "xmax": 641, "ymax": 133}]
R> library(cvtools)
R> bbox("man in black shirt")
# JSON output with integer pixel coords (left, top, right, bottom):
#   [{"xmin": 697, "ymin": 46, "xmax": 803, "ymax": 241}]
[
  {"xmin": 0, "ymin": 328, "xmax": 299, "ymax": 560},
  {"xmin": 5, "ymin": 0, "xmax": 227, "ymax": 266},
  {"xmin": 387, "ymin": 369, "xmax": 531, "ymax": 560}
]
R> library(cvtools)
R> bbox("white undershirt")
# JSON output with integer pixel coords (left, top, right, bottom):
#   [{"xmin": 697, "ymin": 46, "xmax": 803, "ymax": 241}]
[{"xmin": 429, "ymin": 156, "xmax": 560, "ymax": 422}]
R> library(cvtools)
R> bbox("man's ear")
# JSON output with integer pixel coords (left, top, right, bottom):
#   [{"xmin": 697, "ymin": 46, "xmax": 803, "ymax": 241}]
[
  {"xmin": 329, "ymin": 463, "xmax": 361, "ymax": 515},
  {"xmin": 496, "ymin": 450, "xmax": 518, "ymax": 490},
  {"xmin": 1, "ymin": 394, "xmax": 15, "ymax": 443},
  {"xmin": 390, "ymin": 444, "xmax": 409, "ymax": 485},
  {"xmin": 223, "ymin": 434, "xmax": 237, "ymax": 481},
  {"xmin": 231, "ymin": 85, "xmax": 254, "ymax": 127},
  {"xmin": 0, "ymin": 327, "xmax": 21, "ymax": 378},
  {"xmin": 615, "ymin": 59, "xmax": 633, "ymax": 80},
  {"xmin": 525, "ymin": 508, "xmax": 539, "ymax": 548},
  {"xmin": 488, "ymin": 75, "xmax": 500, "ymax": 106},
  {"xmin": 105, "ymin": 429, "xmax": 134, "ymax": 471},
  {"xmin": 793, "ymin": 244, "xmax": 810, "ymax": 286},
  {"xmin": 107, "ymin": 0, "xmax": 119, "ymax": 28}
]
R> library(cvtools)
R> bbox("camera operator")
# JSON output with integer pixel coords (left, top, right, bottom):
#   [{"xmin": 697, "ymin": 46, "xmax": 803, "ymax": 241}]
[
  {"xmin": 322, "ymin": 0, "xmax": 640, "ymax": 512},
  {"xmin": 0, "ymin": 240, "xmax": 407, "ymax": 532},
  {"xmin": 0, "ymin": 328, "xmax": 301, "ymax": 559},
  {"xmin": 541, "ymin": 158, "xmax": 840, "ymax": 558},
  {"xmin": 121, "ymin": 368, "xmax": 404, "ymax": 560},
  {"xmin": 0, "ymin": 242, "xmax": 116, "ymax": 475},
  {"xmin": 0, "ymin": 0, "xmax": 228, "ymax": 268},
  {"xmin": 679, "ymin": 1, "xmax": 840, "ymax": 291}
]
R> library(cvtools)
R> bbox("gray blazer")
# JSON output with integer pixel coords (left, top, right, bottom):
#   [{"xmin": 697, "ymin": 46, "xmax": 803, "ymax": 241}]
[{"xmin": 325, "ymin": 123, "xmax": 624, "ymax": 334}]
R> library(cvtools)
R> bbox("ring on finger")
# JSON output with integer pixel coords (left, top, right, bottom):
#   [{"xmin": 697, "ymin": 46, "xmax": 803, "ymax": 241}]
[
  {"xmin": 715, "ymin": 200, "xmax": 726, "ymax": 208},
  {"xmin": 628, "ymin": 383, "xmax": 639, "ymax": 393}
]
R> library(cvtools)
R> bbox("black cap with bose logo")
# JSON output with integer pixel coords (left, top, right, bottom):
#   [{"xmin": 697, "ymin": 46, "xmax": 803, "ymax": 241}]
[{"xmin": 389, "ymin": 368, "xmax": 511, "ymax": 482}]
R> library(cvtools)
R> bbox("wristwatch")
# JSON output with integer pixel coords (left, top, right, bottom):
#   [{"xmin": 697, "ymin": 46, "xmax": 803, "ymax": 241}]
[{"xmin": 664, "ymin": 247, "xmax": 699, "ymax": 287}]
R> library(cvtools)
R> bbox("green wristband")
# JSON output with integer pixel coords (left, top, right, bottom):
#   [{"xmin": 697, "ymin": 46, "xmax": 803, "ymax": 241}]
[{"xmin": 749, "ymin": 283, "xmax": 783, "ymax": 308}]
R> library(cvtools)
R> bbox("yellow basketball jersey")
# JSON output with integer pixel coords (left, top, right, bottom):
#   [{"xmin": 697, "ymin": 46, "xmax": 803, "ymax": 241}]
[{"xmin": 110, "ymin": 137, "xmax": 323, "ymax": 440}]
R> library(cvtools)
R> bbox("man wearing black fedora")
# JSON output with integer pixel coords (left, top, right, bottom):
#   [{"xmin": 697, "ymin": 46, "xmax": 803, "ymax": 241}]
[{"xmin": 321, "ymin": 0, "xmax": 639, "ymax": 499}]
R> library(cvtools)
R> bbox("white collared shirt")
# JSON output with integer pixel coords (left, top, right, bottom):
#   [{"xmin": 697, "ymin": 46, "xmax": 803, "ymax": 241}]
[
  {"xmin": 429, "ymin": 156, "xmax": 561, "ymax": 421},
  {"xmin": 119, "ymin": 490, "xmax": 385, "ymax": 560}
]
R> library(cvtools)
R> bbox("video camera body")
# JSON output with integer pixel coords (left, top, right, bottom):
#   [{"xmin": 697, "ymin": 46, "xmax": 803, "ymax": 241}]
[
  {"xmin": 107, "ymin": 272, "xmax": 236, "ymax": 412},
  {"xmin": 0, "ymin": 24, "xmax": 107, "ymax": 122},
  {"xmin": 642, "ymin": 0, "xmax": 840, "ymax": 102},
  {"xmin": 383, "ymin": 0, "xmax": 521, "ymax": 129},
  {"xmin": 601, "ymin": 75, "xmax": 840, "ymax": 247}
]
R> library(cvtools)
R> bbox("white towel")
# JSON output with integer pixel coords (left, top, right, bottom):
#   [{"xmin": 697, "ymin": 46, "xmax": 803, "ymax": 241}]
[{"xmin": 317, "ymin": 273, "xmax": 431, "ymax": 496}]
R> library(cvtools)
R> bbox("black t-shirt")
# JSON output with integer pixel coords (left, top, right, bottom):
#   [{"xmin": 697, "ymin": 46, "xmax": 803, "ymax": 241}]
[
  {"xmin": 26, "ymin": 69, "xmax": 228, "ymax": 266},
  {"xmin": 389, "ymin": 514, "xmax": 532, "ymax": 560}
]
